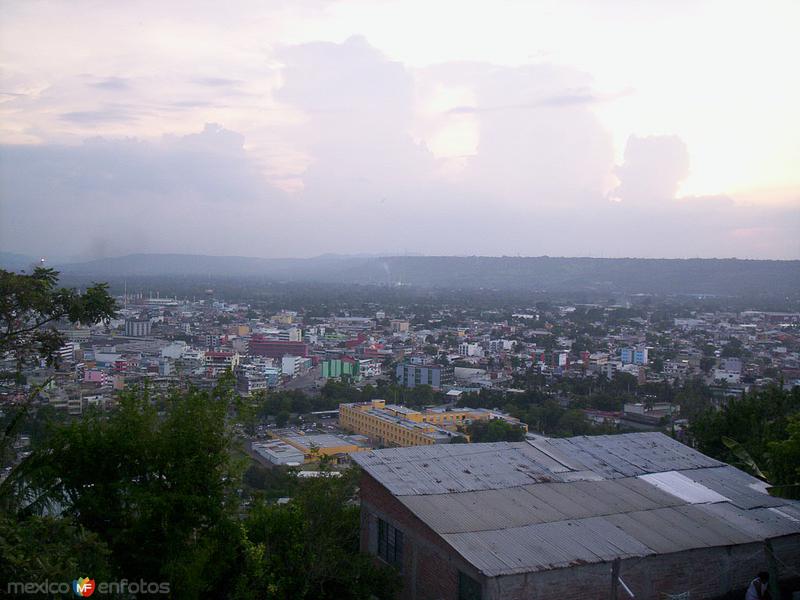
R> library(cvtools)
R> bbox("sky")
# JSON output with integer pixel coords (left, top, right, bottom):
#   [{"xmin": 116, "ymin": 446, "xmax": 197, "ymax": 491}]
[{"xmin": 0, "ymin": 0, "xmax": 798, "ymax": 260}]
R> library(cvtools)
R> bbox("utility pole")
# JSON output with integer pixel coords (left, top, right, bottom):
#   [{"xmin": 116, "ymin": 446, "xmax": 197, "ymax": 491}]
[
  {"xmin": 764, "ymin": 539, "xmax": 780, "ymax": 600},
  {"xmin": 611, "ymin": 558, "xmax": 620, "ymax": 599}
]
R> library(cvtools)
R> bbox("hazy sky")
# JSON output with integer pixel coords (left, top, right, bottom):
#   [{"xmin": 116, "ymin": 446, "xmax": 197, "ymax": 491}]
[{"xmin": 1, "ymin": 0, "xmax": 798, "ymax": 260}]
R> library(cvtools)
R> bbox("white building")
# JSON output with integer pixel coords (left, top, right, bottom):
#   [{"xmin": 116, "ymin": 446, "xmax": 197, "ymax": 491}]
[
  {"xmin": 125, "ymin": 318, "xmax": 151, "ymax": 337},
  {"xmin": 458, "ymin": 342, "xmax": 481, "ymax": 357},
  {"xmin": 161, "ymin": 341, "xmax": 187, "ymax": 359},
  {"xmin": 281, "ymin": 355, "xmax": 303, "ymax": 378},
  {"xmin": 713, "ymin": 369, "xmax": 741, "ymax": 384},
  {"xmin": 488, "ymin": 339, "xmax": 514, "ymax": 353}
]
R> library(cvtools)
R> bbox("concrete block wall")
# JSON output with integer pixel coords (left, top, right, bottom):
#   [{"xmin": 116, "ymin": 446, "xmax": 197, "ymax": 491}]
[{"xmin": 489, "ymin": 540, "xmax": 800, "ymax": 600}]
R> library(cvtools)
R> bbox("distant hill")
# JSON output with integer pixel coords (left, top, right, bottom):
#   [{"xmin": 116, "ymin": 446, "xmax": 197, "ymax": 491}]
[
  {"xmin": 375, "ymin": 256, "xmax": 800, "ymax": 296},
  {"xmin": 2, "ymin": 253, "xmax": 798, "ymax": 296},
  {"xmin": 0, "ymin": 252, "xmax": 41, "ymax": 272},
  {"xmin": 46, "ymin": 253, "xmax": 378, "ymax": 280}
]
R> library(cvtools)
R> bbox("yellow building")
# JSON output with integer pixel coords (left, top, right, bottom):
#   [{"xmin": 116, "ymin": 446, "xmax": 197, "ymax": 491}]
[
  {"xmin": 273, "ymin": 312, "xmax": 295, "ymax": 325},
  {"xmin": 273, "ymin": 431, "xmax": 370, "ymax": 462},
  {"xmin": 338, "ymin": 399, "xmax": 527, "ymax": 447}
]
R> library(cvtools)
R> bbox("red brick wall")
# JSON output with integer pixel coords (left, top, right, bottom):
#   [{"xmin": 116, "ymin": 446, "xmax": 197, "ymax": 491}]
[{"xmin": 360, "ymin": 472, "xmax": 485, "ymax": 600}]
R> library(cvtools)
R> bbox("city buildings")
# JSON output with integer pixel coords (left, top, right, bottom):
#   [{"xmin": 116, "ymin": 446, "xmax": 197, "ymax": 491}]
[
  {"xmin": 391, "ymin": 319, "xmax": 410, "ymax": 333},
  {"xmin": 321, "ymin": 357, "xmax": 361, "ymax": 380},
  {"xmin": 395, "ymin": 363, "xmax": 454, "ymax": 389},
  {"xmin": 458, "ymin": 342, "xmax": 480, "ymax": 357},
  {"xmin": 621, "ymin": 345, "xmax": 649, "ymax": 365},
  {"xmin": 339, "ymin": 399, "xmax": 526, "ymax": 447},
  {"xmin": 249, "ymin": 337, "xmax": 309, "ymax": 359},
  {"xmin": 6, "ymin": 287, "xmax": 798, "ymax": 456},
  {"xmin": 271, "ymin": 430, "xmax": 370, "ymax": 463},
  {"xmin": 125, "ymin": 317, "xmax": 151, "ymax": 337}
]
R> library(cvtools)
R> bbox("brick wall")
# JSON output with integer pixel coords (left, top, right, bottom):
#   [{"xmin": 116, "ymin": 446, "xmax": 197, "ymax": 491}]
[{"xmin": 360, "ymin": 472, "xmax": 486, "ymax": 600}]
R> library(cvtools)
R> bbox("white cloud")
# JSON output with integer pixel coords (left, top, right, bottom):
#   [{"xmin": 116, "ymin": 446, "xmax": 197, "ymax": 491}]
[{"xmin": 0, "ymin": 5, "xmax": 798, "ymax": 259}]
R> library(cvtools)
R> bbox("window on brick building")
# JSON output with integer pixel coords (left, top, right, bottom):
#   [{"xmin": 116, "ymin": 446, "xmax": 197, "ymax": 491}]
[
  {"xmin": 377, "ymin": 517, "xmax": 403, "ymax": 570},
  {"xmin": 458, "ymin": 571, "xmax": 482, "ymax": 600}
]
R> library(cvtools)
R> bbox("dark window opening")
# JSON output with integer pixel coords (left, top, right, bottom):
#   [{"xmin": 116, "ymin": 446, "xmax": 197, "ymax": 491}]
[
  {"xmin": 377, "ymin": 518, "xmax": 404, "ymax": 570},
  {"xmin": 458, "ymin": 571, "xmax": 482, "ymax": 600}
]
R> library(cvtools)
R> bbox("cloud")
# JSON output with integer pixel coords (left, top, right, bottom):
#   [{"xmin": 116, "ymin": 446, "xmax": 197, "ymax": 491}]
[
  {"xmin": 1, "ymin": 35, "xmax": 797, "ymax": 260},
  {"xmin": 458, "ymin": 63, "xmax": 615, "ymax": 204},
  {"xmin": 60, "ymin": 108, "xmax": 138, "ymax": 124},
  {"xmin": 612, "ymin": 135, "xmax": 690, "ymax": 203},
  {"xmin": 275, "ymin": 35, "xmax": 435, "ymax": 196},
  {"xmin": 446, "ymin": 86, "xmax": 633, "ymax": 113},
  {"xmin": 193, "ymin": 77, "xmax": 244, "ymax": 87},
  {"xmin": 0, "ymin": 124, "xmax": 286, "ymax": 259},
  {"xmin": 88, "ymin": 77, "xmax": 131, "ymax": 91}
]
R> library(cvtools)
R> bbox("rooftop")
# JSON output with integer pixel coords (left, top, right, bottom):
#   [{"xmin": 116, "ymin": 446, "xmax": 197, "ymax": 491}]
[{"xmin": 352, "ymin": 432, "xmax": 800, "ymax": 577}]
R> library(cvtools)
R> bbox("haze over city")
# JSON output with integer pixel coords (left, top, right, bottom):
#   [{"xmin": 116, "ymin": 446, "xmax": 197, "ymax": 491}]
[{"xmin": 1, "ymin": 0, "xmax": 799, "ymax": 260}]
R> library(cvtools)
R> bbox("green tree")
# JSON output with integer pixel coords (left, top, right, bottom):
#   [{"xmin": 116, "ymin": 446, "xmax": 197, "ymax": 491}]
[
  {"xmin": 690, "ymin": 387, "xmax": 800, "ymax": 491},
  {"xmin": 768, "ymin": 415, "xmax": 800, "ymax": 490},
  {"xmin": 0, "ymin": 268, "xmax": 118, "ymax": 593},
  {"xmin": 0, "ymin": 515, "xmax": 115, "ymax": 595},
  {"xmin": 699, "ymin": 356, "xmax": 716, "ymax": 373},
  {"xmin": 0, "ymin": 267, "xmax": 116, "ymax": 373},
  {"xmin": 721, "ymin": 338, "xmax": 745, "ymax": 358},
  {"xmin": 467, "ymin": 419, "xmax": 526, "ymax": 442},
  {"xmin": 243, "ymin": 469, "xmax": 401, "ymax": 599},
  {"xmin": 1, "ymin": 268, "xmax": 116, "ymax": 509},
  {"xmin": 275, "ymin": 410, "xmax": 291, "ymax": 427},
  {"xmin": 30, "ymin": 381, "xmax": 245, "ymax": 596}
]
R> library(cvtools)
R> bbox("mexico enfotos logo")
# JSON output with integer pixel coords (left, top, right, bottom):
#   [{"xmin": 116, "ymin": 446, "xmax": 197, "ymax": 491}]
[{"xmin": 6, "ymin": 577, "xmax": 170, "ymax": 596}]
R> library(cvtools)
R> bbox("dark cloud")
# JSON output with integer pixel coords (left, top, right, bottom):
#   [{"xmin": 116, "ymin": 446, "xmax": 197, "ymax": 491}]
[
  {"xmin": 89, "ymin": 77, "xmax": 131, "ymax": 91},
  {"xmin": 446, "ymin": 85, "xmax": 634, "ymax": 114},
  {"xmin": 537, "ymin": 89, "xmax": 598, "ymax": 107},
  {"xmin": 60, "ymin": 108, "xmax": 138, "ymax": 124}
]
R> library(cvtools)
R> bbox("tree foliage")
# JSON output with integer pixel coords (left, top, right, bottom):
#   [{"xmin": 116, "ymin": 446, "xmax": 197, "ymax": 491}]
[
  {"xmin": 690, "ymin": 387, "xmax": 800, "ymax": 490},
  {"xmin": 243, "ymin": 470, "xmax": 400, "ymax": 599},
  {"xmin": 466, "ymin": 419, "xmax": 526, "ymax": 442},
  {"xmin": 2, "ymin": 381, "xmax": 400, "ymax": 599},
  {"xmin": 0, "ymin": 267, "xmax": 116, "ymax": 371}
]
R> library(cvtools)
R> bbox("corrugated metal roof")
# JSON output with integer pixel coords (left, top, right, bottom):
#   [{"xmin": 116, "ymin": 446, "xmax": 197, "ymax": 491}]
[
  {"xmin": 353, "ymin": 442, "xmax": 566, "ymax": 496},
  {"xmin": 352, "ymin": 432, "xmax": 800, "ymax": 577},
  {"xmin": 443, "ymin": 517, "xmax": 653, "ymax": 576},
  {"xmin": 638, "ymin": 471, "xmax": 731, "ymax": 504},
  {"xmin": 398, "ymin": 478, "xmax": 684, "ymax": 535},
  {"xmin": 544, "ymin": 432, "xmax": 723, "ymax": 479},
  {"xmin": 679, "ymin": 466, "xmax": 785, "ymax": 509}
]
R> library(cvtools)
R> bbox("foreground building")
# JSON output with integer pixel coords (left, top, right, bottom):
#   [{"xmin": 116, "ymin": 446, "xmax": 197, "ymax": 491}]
[
  {"xmin": 339, "ymin": 399, "xmax": 526, "ymax": 447},
  {"xmin": 352, "ymin": 432, "xmax": 800, "ymax": 600}
]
